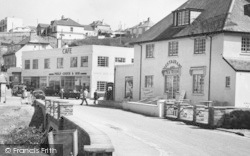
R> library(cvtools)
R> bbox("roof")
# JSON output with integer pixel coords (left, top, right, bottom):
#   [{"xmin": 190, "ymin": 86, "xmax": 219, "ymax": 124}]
[
  {"xmin": 90, "ymin": 20, "xmax": 110, "ymax": 27},
  {"xmin": 83, "ymin": 25, "xmax": 95, "ymax": 31},
  {"xmin": 51, "ymin": 18, "xmax": 84, "ymax": 27},
  {"xmin": 224, "ymin": 57, "xmax": 250, "ymax": 72},
  {"xmin": 133, "ymin": 0, "xmax": 250, "ymax": 44},
  {"xmin": 37, "ymin": 23, "xmax": 49, "ymax": 28},
  {"xmin": 130, "ymin": 19, "xmax": 155, "ymax": 29}
]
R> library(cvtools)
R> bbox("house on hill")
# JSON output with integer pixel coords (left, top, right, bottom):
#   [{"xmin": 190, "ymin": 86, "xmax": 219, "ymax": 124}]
[{"xmin": 115, "ymin": 0, "xmax": 250, "ymax": 108}]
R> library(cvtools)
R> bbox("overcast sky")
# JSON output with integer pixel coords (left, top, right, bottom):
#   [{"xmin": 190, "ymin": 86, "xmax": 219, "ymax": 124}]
[{"xmin": 0, "ymin": 0, "xmax": 187, "ymax": 30}]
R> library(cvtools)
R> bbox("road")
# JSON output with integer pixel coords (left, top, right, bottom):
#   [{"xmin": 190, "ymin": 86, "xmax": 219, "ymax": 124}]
[{"xmin": 67, "ymin": 102, "xmax": 250, "ymax": 156}]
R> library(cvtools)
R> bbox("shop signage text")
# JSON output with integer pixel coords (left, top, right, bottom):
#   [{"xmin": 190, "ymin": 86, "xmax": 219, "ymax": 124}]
[
  {"xmin": 49, "ymin": 72, "xmax": 87, "ymax": 76},
  {"xmin": 62, "ymin": 48, "xmax": 72, "ymax": 54},
  {"xmin": 162, "ymin": 60, "xmax": 182, "ymax": 75}
]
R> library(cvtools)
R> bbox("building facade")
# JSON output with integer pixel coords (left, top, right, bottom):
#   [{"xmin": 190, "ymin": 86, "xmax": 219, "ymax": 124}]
[
  {"xmin": 22, "ymin": 45, "xmax": 133, "ymax": 97},
  {"xmin": 0, "ymin": 17, "xmax": 23, "ymax": 32},
  {"xmin": 115, "ymin": 0, "xmax": 250, "ymax": 108}
]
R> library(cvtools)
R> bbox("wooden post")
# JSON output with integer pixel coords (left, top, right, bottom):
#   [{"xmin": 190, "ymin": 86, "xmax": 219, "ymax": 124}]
[
  {"xmin": 209, "ymin": 107, "xmax": 215, "ymax": 128},
  {"xmin": 193, "ymin": 105, "xmax": 197, "ymax": 123}
]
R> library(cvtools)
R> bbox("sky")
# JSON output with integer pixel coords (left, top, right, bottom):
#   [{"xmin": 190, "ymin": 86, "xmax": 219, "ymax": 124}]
[{"xmin": 0, "ymin": 0, "xmax": 187, "ymax": 30}]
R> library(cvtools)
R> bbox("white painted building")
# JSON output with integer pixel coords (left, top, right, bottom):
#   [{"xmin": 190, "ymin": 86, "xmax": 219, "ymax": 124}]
[
  {"xmin": 0, "ymin": 17, "xmax": 23, "ymax": 32},
  {"xmin": 115, "ymin": 0, "xmax": 250, "ymax": 108},
  {"xmin": 48, "ymin": 16, "xmax": 85, "ymax": 40},
  {"xmin": 22, "ymin": 45, "xmax": 133, "ymax": 97}
]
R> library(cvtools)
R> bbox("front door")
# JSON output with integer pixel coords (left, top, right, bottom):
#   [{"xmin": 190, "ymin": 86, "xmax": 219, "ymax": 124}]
[{"xmin": 165, "ymin": 75, "xmax": 179, "ymax": 99}]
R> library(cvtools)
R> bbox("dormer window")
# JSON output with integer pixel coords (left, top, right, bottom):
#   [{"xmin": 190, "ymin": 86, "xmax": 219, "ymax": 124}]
[{"xmin": 173, "ymin": 9, "xmax": 202, "ymax": 26}]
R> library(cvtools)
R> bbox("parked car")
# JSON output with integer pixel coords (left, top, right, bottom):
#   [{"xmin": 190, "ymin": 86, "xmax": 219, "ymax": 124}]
[
  {"xmin": 32, "ymin": 89, "xmax": 45, "ymax": 100},
  {"xmin": 44, "ymin": 87, "xmax": 59, "ymax": 96},
  {"xmin": 62, "ymin": 90, "xmax": 80, "ymax": 99},
  {"xmin": 12, "ymin": 85, "xmax": 26, "ymax": 96}
]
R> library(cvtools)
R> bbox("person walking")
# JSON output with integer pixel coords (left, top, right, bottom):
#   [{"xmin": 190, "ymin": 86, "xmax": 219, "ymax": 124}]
[
  {"xmin": 22, "ymin": 88, "xmax": 28, "ymax": 104},
  {"xmin": 94, "ymin": 90, "xmax": 98, "ymax": 104},
  {"xmin": 60, "ymin": 88, "xmax": 64, "ymax": 99},
  {"xmin": 80, "ymin": 89, "xmax": 88, "ymax": 105}
]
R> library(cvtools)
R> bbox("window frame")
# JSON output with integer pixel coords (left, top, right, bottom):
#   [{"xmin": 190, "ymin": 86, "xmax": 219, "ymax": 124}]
[
  {"xmin": 115, "ymin": 57, "xmax": 126, "ymax": 63},
  {"xmin": 194, "ymin": 38, "xmax": 206, "ymax": 54},
  {"xmin": 169, "ymin": 41, "xmax": 179, "ymax": 56},
  {"xmin": 70, "ymin": 57, "xmax": 78, "ymax": 68},
  {"xmin": 25, "ymin": 60, "xmax": 30, "ymax": 69},
  {"xmin": 193, "ymin": 74, "xmax": 204, "ymax": 94},
  {"xmin": 241, "ymin": 37, "xmax": 250, "ymax": 53},
  {"xmin": 57, "ymin": 57, "xmax": 64, "ymax": 69},
  {"xmin": 97, "ymin": 81, "xmax": 107, "ymax": 92},
  {"xmin": 44, "ymin": 58, "xmax": 50, "ymax": 69},
  {"xmin": 146, "ymin": 44, "xmax": 154, "ymax": 58},
  {"xmin": 81, "ymin": 56, "xmax": 88, "ymax": 67},
  {"xmin": 98, "ymin": 56, "xmax": 109, "ymax": 67},
  {"xmin": 145, "ymin": 75, "xmax": 154, "ymax": 88},
  {"xmin": 225, "ymin": 76, "xmax": 231, "ymax": 88},
  {"xmin": 32, "ymin": 59, "xmax": 38, "ymax": 69}
]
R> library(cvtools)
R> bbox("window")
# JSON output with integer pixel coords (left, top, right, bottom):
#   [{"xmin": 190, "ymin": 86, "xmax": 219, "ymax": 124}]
[
  {"xmin": 33, "ymin": 59, "xmax": 38, "ymax": 69},
  {"xmin": 174, "ymin": 10, "xmax": 190, "ymax": 26},
  {"xmin": 97, "ymin": 81, "xmax": 107, "ymax": 91},
  {"xmin": 146, "ymin": 44, "xmax": 154, "ymax": 58},
  {"xmin": 145, "ymin": 75, "xmax": 153, "ymax": 88},
  {"xmin": 70, "ymin": 57, "xmax": 78, "ymax": 67},
  {"xmin": 225, "ymin": 76, "xmax": 230, "ymax": 88},
  {"xmin": 241, "ymin": 37, "xmax": 250, "ymax": 53},
  {"xmin": 193, "ymin": 74, "xmax": 204, "ymax": 94},
  {"xmin": 115, "ymin": 57, "xmax": 126, "ymax": 63},
  {"xmin": 57, "ymin": 58, "xmax": 63, "ymax": 68},
  {"xmin": 131, "ymin": 58, "xmax": 134, "ymax": 63},
  {"xmin": 81, "ymin": 56, "xmax": 88, "ymax": 67},
  {"xmin": 98, "ymin": 56, "xmax": 109, "ymax": 67},
  {"xmin": 194, "ymin": 38, "xmax": 206, "ymax": 54},
  {"xmin": 169, "ymin": 41, "xmax": 178, "ymax": 56},
  {"xmin": 44, "ymin": 58, "xmax": 50, "ymax": 69},
  {"xmin": 25, "ymin": 60, "xmax": 30, "ymax": 69},
  {"xmin": 70, "ymin": 27, "xmax": 73, "ymax": 32}
]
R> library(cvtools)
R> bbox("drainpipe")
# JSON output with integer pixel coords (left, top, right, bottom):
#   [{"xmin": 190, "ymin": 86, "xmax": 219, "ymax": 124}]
[
  {"xmin": 208, "ymin": 35, "xmax": 213, "ymax": 101},
  {"xmin": 138, "ymin": 44, "xmax": 143, "ymax": 100}
]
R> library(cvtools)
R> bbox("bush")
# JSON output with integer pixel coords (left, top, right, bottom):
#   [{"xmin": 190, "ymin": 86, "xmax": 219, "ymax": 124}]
[
  {"xmin": 4, "ymin": 126, "xmax": 46, "ymax": 147},
  {"xmin": 222, "ymin": 110, "xmax": 250, "ymax": 129}
]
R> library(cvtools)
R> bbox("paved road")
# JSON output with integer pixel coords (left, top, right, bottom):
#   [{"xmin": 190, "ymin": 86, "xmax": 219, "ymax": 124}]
[{"xmin": 70, "ymin": 104, "xmax": 250, "ymax": 156}]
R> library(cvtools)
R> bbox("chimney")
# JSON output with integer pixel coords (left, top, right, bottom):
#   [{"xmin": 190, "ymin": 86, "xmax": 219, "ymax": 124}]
[
  {"xmin": 147, "ymin": 17, "xmax": 150, "ymax": 22},
  {"xmin": 61, "ymin": 15, "xmax": 65, "ymax": 20},
  {"xmin": 57, "ymin": 39, "xmax": 62, "ymax": 48}
]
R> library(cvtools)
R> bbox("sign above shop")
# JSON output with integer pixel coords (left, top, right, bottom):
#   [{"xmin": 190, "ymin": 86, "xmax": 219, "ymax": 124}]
[
  {"xmin": 49, "ymin": 72, "xmax": 87, "ymax": 76},
  {"xmin": 62, "ymin": 48, "xmax": 72, "ymax": 54},
  {"xmin": 162, "ymin": 60, "xmax": 182, "ymax": 75}
]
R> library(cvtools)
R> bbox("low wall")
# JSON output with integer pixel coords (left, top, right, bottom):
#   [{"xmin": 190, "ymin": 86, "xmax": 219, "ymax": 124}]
[{"xmin": 35, "ymin": 99, "xmax": 114, "ymax": 155}]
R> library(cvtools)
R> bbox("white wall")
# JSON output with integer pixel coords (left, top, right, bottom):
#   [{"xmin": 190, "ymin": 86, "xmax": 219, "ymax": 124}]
[
  {"xmin": 55, "ymin": 25, "xmax": 85, "ymax": 40},
  {"xmin": 235, "ymin": 72, "xmax": 250, "ymax": 108},
  {"xmin": 16, "ymin": 44, "xmax": 52, "ymax": 68}
]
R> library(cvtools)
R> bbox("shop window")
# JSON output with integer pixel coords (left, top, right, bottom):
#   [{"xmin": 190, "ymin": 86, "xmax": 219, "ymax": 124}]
[
  {"xmin": 70, "ymin": 57, "xmax": 78, "ymax": 68},
  {"xmin": 33, "ymin": 59, "xmax": 38, "ymax": 69},
  {"xmin": 70, "ymin": 27, "xmax": 73, "ymax": 32},
  {"xmin": 145, "ymin": 75, "xmax": 153, "ymax": 88},
  {"xmin": 115, "ymin": 57, "xmax": 126, "ymax": 63},
  {"xmin": 241, "ymin": 37, "xmax": 250, "ymax": 53},
  {"xmin": 98, "ymin": 56, "xmax": 109, "ymax": 67},
  {"xmin": 194, "ymin": 38, "xmax": 206, "ymax": 54},
  {"xmin": 146, "ymin": 44, "xmax": 154, "ymax": 58},
  {"xmin": 193, "ymin": 74, "xmax": 204, "ymax": 94},
  {"xmin": 25, "ymin": 60, "xmax": 30, "ymax": 69},
  {"xmin": 225, "ymin": 76, "xmax": 230, "ymax": 88},
  {"xmin": 44, "ymin": 58, "xmax": 50, "ymax": 69},
  {"xmin": 97, "ymin": 81, "xmax": 107, "ymax": 91},
  {"xmin": 169, "ymin": 41, "xmax": 178, "ymax": 56},
  {"xmin": 57, "ymin": 58, "xmax": 63, "ymax": 68},
  {"xmin": 81, "ymin": 56, "xmax": 88, "ymax": 67}
]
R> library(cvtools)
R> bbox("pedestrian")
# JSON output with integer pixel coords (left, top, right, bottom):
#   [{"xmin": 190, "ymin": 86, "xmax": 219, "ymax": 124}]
[
  {"xmin": 80, "ymin": 89, "xmax": 88, "ymax": 105},
  {"xmin": 22, "ymin": 88, "xmax": 28, "ymax": 104},
  {"xmin": 94, "ymin": 90, "xmax": 98, "ymax": 104},
  {"xmin": 60, "ymin": 88, "xmax": 64, "ymax": 99}
]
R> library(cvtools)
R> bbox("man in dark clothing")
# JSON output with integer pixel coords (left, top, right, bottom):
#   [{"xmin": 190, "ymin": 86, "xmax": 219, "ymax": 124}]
[{"xmin": 94, "ymin": 90, "xmax": 98, "ymax": 104}]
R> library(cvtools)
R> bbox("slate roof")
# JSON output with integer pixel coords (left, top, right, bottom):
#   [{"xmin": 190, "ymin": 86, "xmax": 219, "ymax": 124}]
[
  {"xmin": 224, "ymin": 57, "xmax": 250, "ymax": 72},
  {"xmin": 51, "ymin": 18, "xmax": 84, "ymax": 27},
  {"xmin": 37, "ymin": 23, "xmax": 49, "ymax": 28},
  {"xmin": 83, "ymin": 25, "xmax": 95, "ymax": 31},
  {"xmin": 133, "ymin": 0, "xmax": 250, "ymax": 44}
]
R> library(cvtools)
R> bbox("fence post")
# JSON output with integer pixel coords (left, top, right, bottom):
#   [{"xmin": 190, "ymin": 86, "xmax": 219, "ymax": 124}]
[
  {"xmin": 157, "ymin": 100, "xmax": 166, "ymax": 118},
  {"xmin": 209, "ymin": 107, "xmax": 215, "ymax": 128}
]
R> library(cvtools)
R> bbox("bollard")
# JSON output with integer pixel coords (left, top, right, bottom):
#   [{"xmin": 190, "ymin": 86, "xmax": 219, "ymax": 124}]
[{"xmin": 157, "ymin": 100, "xmax": 166, "ymax": 118}]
